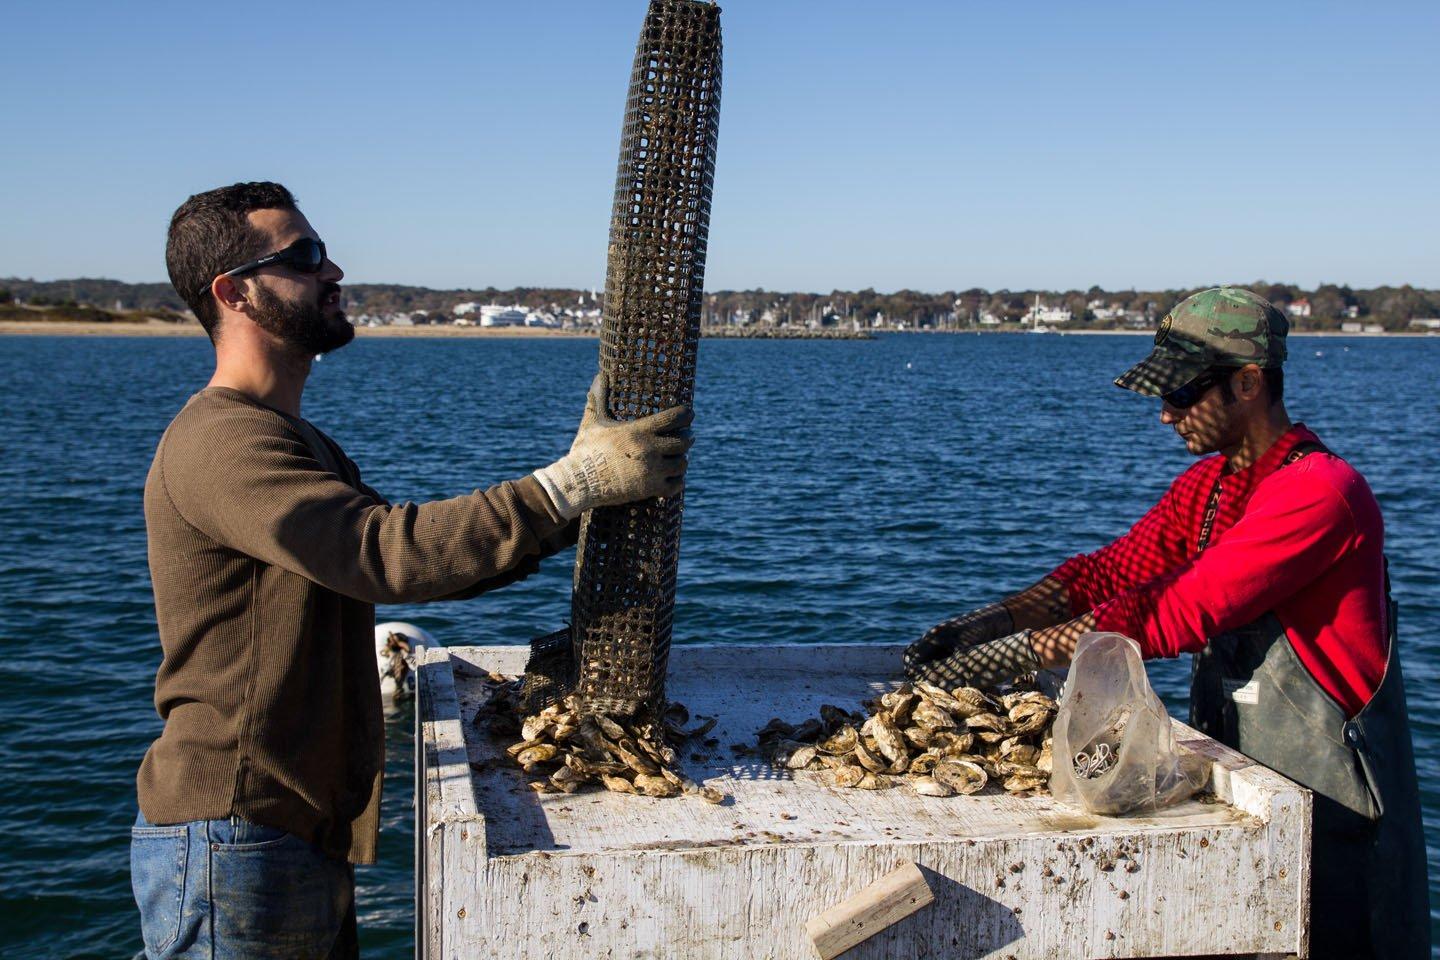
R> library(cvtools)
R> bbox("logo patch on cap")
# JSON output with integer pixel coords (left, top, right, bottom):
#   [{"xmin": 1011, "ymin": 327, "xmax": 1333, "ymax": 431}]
[{"xmin": 1155, "ymin": 315, "xmax": 1172, "ymax": 345}]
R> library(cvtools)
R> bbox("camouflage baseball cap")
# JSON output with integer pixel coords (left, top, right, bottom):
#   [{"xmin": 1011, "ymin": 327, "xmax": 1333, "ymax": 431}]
[{"xmin": 1115, "ymin": 287, "xmax": 1288, "ymax": 397}]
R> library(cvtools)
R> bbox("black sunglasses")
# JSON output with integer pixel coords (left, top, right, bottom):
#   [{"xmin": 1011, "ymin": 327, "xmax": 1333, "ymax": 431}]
[
  {"xmin": 223, "ymin": 237, "xmax": 328, "ymax": 278},
  {"xmin": 1162, "ymin": 368, "xmax": 1234, "ymax": 409}
]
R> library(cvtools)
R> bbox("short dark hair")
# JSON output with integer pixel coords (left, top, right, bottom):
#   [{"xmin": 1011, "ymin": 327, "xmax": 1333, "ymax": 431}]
[
  {"xmin": 1218, "ymin": 365, "xmax": 1284, "ymax": 406},
  {"xmin": 165, "ymin": 182, "xmax": 297, "ymax": 339}
]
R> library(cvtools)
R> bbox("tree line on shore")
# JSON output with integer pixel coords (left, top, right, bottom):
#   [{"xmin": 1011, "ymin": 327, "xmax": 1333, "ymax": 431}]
[{"xmin": 3, "ymin": 277, "xmax": 1437, "ymax": 331}]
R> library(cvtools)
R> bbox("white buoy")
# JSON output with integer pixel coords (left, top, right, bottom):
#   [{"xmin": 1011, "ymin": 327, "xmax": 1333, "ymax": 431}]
[{"xmin": 375, "ymin": 621, "xmax": 435, "ymax": 701}]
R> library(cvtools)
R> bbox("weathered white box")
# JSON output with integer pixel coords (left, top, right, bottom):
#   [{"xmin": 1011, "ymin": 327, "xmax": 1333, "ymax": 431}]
[{"xmin": 417, "ymin": 644, "xmax": 1309, "ymax": 959}]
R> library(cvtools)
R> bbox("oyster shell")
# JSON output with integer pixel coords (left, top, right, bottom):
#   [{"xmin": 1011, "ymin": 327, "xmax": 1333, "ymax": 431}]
[
  {"xmin": 792, "ymin": 718, "xmax": 827, "ymax": 743},
  {"xmin": 902, "ymin": 725, "xmax": 933, "ymax": 750},
  {"xmin": 912, "ymin": 699, "xmax": 958, "ymax": 732},
  {"xmin": 852, "ymin": 738, "xmax": 889, "ymax": 774},
  {"xmin": 1000, "ymin": 741, "xmax": 1041, "ymax": 766},
  {"xmin": 549, "ymin": 765, "xmax": 585, "ymax": 794},
  {"xmin": 853, "ymin": 771, "xmax": 887, "ymax": 790},
  {"xmin": 600, "ymin": 774, "xmax": 636, "ymax": 793},
  {"xmin": 771, "ymin": 740, "xmax": 818, "ymax": 770},
  {"xmin": 614, "ymin": 738, "xmax": 660, "ymax": 776},
  {"xmin": 756, "ymin": 718, "xmax": 796, "ymax": 741},
  {"xmin": 965, "ymin": 712, "xmax": 1011, "ymax": 734},
  {"xmin": 933, "ymin": 758, "xmax": 988, "ymax": 795},
  {"xmin": 914, "ymin": 681, "xmax": 970, "ymax": 716},
  {"xmin": 908, "ymin": 752, "xmax": 940, "ymax": 776},
  {"xmin": 680, "ymin": 716, "xmax": 718, "ymax": 739},
  {"xmin": 521, "ymin": 716, "xmax": 555, "ymax": 743},
  {"xmin": 634, "ymin": 774, "xmax": 681, "ymax": 798},
  {"xmin": 863, "ymin": 715, "xmax": 909, "ymax": 765},
  {"xmin": 912, "ymin": 776, "xmax": 956, "ymax": 798},
  {"xmin": 1009, "ymin": 701, "xmax": 1054, "ymax": 736},
  {"xmin": 818, "ymin": 725, "xmax": 859, "ymax": 755},
  {"xmin": 1001, "ymin": 690, "xmax": 1055, "ymax": 712},
  {"xmin": 929, "ymin": 730, "xmax": 975, "ymax": 755},
  {"xmin": 661, "ymin": 702, "xmax": 690, "ymax": 728},
  {"xmin": 1003, "ymin": 772, "xmax": 1048, "ymax": 793},
  {"xmin": 692, "ymin": 783, "xmax": 725, "ymax": 804},
  {"xmin": 596, "ymin": 715, "xmax": 627, "ymax": 741},
  {"xmin": 950, "ymin": 686, "xmax": 1000, "ymax": 717},
  {"xmin": 517, "ymin": 744, "xmax": 560, "ymax": 771},
  {"xmin": 992, "ymin": 760, "xmax": 1044, "ymax": 778},
  {"xmin": 879, "ymin": 688, "xmax": 918, "ymax": 725},
  {"xmin": 822, "ymin": 765, "xmax": 867, "ymax": 788}
]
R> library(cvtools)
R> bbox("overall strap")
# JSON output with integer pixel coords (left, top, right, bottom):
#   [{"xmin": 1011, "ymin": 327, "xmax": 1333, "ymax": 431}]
[{"xmin": 1196, "ymin": 440, "xmax": 1331, "ymax": 552}]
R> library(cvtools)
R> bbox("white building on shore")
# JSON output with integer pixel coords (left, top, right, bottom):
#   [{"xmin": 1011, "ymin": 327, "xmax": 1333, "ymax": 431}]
[
  {"xmin": 1025, "ymin": 295, "xmax": 1072, "ymax": 327},
  {"xmin": 479, "ymin": 305, "xmax": 530, "ymax": 327}
]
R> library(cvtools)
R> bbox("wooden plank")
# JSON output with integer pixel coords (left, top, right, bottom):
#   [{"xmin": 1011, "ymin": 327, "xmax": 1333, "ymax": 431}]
[
  {"xmin": 805, "ymin": 860, "xmax": 935, "ymax": 959},
  {"xmin": 416, "ymin": 649, "xmax": 487, "ymax": 959}
]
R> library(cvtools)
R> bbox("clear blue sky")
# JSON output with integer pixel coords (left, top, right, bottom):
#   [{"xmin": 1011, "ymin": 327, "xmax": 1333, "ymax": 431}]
[{"xmin": 3, "ymin": 1, "xmax": 1436, "ymax": 292}]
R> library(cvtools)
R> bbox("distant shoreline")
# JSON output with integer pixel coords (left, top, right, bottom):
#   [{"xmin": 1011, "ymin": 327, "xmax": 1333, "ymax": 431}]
[
  {"xmin": 0, "ymin": 320, "xmax": 1430, "ymax": 340},
  {"xmin": 0, "ymin": 321, "xmax": 873, "ymax": 340},
  {"xmin": 0, "ymin": 320, "xmax": 592, "ymax": 338}
]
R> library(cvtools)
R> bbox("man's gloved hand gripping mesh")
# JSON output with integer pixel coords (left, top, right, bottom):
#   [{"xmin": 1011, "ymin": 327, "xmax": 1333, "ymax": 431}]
[{"xmin": 534, "ymin": 375, "xmax": 693, "ymax": 521}]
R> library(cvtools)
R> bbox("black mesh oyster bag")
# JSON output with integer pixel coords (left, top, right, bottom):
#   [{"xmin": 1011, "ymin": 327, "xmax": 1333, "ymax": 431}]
[{"xmin": 522, "ymin": 0, "xmax": 722, "ymax": 718}]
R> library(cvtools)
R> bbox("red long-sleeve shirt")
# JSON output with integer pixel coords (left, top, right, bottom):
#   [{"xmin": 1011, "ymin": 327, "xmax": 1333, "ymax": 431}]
[{"xmin": 1049, "ymin": 424, "xmax": 1387, "ymax": 717}]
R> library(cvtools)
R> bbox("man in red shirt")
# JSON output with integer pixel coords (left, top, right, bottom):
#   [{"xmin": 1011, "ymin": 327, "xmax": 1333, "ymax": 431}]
[{"xmin": 906, "ymin": 287, "xmax": 1427, "ymax": 959}]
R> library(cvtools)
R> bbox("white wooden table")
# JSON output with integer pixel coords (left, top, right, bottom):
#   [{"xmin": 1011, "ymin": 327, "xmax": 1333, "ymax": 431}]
[{"xmin": 417, "ymin": 643, "xmax": 1309, "ymax": 959}]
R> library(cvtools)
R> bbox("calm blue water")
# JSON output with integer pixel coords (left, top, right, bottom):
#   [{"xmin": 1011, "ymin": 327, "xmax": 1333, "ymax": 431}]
[{"xmin": 1, "ymin": 333, "xmax": 1435, "ymax": 957}]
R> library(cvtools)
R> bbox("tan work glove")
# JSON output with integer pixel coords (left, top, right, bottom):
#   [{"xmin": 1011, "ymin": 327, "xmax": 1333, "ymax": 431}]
[{"xmin": 533, "ymin": 374, "xmax": 694, "ymax": 521}]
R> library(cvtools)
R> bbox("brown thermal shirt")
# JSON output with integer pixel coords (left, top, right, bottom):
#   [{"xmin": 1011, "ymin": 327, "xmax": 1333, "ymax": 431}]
[{"xmin": 138, "ymin": 387, "xmax": 572, "ymax": 863}]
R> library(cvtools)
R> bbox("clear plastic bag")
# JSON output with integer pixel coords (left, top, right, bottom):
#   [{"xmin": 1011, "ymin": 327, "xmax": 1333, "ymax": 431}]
[{"xmin": 1049, "ymin": 632, "xmax": 1207, "ymax": 816}]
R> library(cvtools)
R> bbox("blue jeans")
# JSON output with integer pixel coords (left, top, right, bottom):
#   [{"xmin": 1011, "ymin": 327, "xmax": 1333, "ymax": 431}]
[{"xmin": 130, "ymin": 811, "xmax": 357, "ymax": 959}]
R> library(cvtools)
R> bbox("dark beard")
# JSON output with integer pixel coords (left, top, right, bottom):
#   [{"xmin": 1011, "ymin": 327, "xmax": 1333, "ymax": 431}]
[{"xmin": 249, "ymin": 284, "xmax": 354, "ymax": 356}]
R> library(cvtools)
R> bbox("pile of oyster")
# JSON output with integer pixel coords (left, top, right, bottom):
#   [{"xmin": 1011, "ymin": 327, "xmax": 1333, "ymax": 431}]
[
  {"xmin": 757, "ymin": 681, "xmax": 1056, "ymax": 798},
  {"xmin": 494, "ymin": 692, "xmax": 727, "ymax": 803}
]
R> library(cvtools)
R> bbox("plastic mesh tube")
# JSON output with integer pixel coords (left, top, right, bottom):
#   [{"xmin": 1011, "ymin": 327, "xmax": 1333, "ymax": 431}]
[{"xmin": 524, "ymin": 0, "xmax": 722, "ymax": 718}]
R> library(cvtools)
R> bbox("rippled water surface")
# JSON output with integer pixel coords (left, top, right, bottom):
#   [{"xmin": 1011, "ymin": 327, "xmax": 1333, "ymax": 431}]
[{"xmin": 1, "ymin": 333, "xmax": 1436, "ymax": 957}]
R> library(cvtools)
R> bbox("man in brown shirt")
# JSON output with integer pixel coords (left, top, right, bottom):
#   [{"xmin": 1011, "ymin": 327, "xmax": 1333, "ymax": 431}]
[{"xmin": 131, "ymin": 182, "xmax": 691, "ymax": 960}]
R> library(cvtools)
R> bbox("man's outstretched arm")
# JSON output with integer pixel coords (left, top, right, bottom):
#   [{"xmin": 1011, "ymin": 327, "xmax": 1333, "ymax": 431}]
[
  {"xmin": 161, "ymin": 377, "xmax": 689, "ymax": 606},
  {"xmin": 906, "ymin": 470, "xmax": 1191, "ymax": 677}
]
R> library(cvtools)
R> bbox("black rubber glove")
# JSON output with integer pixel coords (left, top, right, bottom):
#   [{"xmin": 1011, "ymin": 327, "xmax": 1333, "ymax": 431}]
[
  {"xmin": 903, "ymin": 602, "xmax": 1013, "ymax": 673},
  {"xmin": 906, "ymin": 630, "xmax": 1041, "ymax": 690}
]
